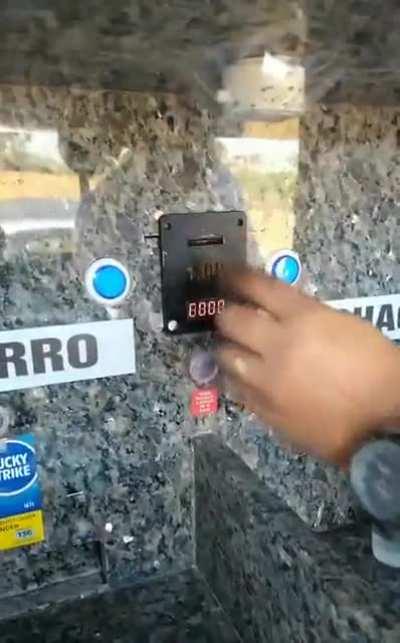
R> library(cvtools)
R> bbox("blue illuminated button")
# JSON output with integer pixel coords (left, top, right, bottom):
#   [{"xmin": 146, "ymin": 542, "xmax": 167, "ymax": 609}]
[
  {"xmin": 85, "ymin": 258, "xmax": 131, "ymax": 306},
  {"xmin": 269, "ymin": 251, "xmax": 302, "ymax": 286},
  {"xmin": 93, "ymin": 265, "xmax": 127, "ymax": 300}
]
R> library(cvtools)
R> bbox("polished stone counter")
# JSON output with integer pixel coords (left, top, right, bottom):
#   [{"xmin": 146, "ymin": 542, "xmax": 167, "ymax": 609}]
[
  {"xmin": 195, "ymin": 435, "xmax": 400, "ymax": 643},
  {"xmin": 1, "ymin": 568, "xmax": 240, "ymax": 643}
]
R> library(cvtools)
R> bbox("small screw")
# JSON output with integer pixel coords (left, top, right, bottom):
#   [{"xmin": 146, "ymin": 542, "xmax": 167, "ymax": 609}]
[
  {"xmin": 164, "ymin": 222, "xmax": 172, "ymax": 230},
  {"xmin": 168, "ymin": 320, "xmax": 179, "ymax": 332}
]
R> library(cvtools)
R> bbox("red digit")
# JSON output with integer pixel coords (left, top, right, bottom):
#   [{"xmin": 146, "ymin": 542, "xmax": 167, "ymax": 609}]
[
  {"xmin": 217, "ymin": 299, "xmax": 225, "ymax": 314},
  {"xmin": 208, "ymin": 300, "xmax": 216, "ymax": 316},
  {"xmin": 199, "ymin": 301, "xmax": 207, "ymax": 317},
  {"xmin": 188, "ymin": 303, "xmax": 197, "ymax": 319}
]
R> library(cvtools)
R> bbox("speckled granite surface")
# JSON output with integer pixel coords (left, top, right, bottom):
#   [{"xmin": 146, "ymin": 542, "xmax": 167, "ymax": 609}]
[
  {"xmin": 0, "ymin": 83, "xmax": 399, "ymax": 604},
  {"xmin": 1, "ymin": 568, "xmax": 241, "ymax": 643},
  {"xmin": 295, "ymin": 104, "xmax": 400, "ymax": 300},
  {"xmin": 1, "ymin": 1, "xmax": 400, "ymax": 105},
  {"xmin": 0, "ymin": 0, "xmax": 292, "ymax": 99},
  {"xmin": 0, "ymin": 85, "xmax": 236, "ymax": 596},
  {"xmin": 209, "ymin": 104, "xmax": 400, "ymax": 531},
  {"xmin": 195, "ymin": 435, "xmax": 400, "ymax": 643},
  {"xmin": 212, "ymin": 410, "xmax": 358, "ymax": 531}
]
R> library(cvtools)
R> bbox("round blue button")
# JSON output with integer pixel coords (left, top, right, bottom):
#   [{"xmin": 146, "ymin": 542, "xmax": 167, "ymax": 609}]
[
  {"xmin": 93, "ymin": 265, "xmax": 128, "ymax": 300},
  {"xmin": 272, "ymin": 255, "xmax": 301, "ymax": 285}
]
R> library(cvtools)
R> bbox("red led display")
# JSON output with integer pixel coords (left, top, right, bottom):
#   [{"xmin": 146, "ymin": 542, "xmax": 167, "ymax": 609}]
[{"xmin": 186, "ymin": 298, "xmax": 225, "ymax": 321}]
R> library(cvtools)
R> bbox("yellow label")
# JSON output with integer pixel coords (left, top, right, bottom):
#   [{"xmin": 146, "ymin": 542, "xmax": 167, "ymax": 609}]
[{"xmin": 0, "ymin": 511, "xmax": 44, "ymax": 551}]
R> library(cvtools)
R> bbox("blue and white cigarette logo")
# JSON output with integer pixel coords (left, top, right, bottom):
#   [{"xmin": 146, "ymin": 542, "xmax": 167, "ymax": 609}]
[{"xmin": 0, "ymin": 440, "xmax": 37, "ymax": 497}]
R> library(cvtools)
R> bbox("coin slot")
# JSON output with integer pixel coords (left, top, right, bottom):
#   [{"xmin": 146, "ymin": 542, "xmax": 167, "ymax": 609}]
[{"xmin": 187, "ymin": 235, "xmax": 224, "ymax": 248}]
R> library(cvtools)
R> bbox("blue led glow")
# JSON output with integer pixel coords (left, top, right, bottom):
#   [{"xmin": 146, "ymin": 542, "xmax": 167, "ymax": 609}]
[
  {"xmin": 93, "ymin": 265, "xmax": 128, "ymax": 300},
  {"xmin": 272, "ymin": 255, "xmax": 301, "ymax": 285}
]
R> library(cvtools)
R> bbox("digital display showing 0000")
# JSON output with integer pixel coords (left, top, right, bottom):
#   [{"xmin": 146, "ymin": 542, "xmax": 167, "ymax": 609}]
[{"xmin": 186, "ymin": 298, "xmax": 225, "ymax": 321}]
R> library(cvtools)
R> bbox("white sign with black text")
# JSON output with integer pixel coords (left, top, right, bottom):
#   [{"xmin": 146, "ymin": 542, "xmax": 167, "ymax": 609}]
[
  {"xmin": 328, "ymin": 294, "xmax": 400, "ymax": 341},
  {"xmin": 0, "ymin": 319, "xmax": 136, "ymax": 393}
]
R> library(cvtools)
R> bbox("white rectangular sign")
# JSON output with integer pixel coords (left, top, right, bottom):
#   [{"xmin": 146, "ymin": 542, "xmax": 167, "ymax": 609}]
[
  {"xmin": 0, "ymin": 319, "xmax": 136, "ymax": 393},
  {"xmin": 328, "ymin": 293, "xmax": 400, "ymax": 341}
]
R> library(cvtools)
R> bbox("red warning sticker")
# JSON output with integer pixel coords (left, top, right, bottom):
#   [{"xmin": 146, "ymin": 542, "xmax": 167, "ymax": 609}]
[{"xmin": 190, "ymin": 387, "xmax": 219, "ymax": 418}]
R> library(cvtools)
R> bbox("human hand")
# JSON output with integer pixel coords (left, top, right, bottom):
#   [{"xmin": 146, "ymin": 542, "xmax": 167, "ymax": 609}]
[{"xmin": 216, "ymin": 269, "xmax": 400, "ymax": 466}]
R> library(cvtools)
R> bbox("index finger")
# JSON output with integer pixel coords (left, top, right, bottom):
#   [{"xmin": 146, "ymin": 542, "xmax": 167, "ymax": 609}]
[{"xmin": 222, "ymin": 268, "xmax": 313, "ymax": 320}]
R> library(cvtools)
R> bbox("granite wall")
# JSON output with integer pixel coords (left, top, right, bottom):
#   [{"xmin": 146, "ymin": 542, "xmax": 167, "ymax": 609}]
[
  {"xmin": 0, "ymin": 84, "xmax": 240, "ymax": 598},
  {"xmin": 1, "ymin": 82, "xmax": 400, "ymax": 610},
  {"xmin": 211, "ymin": 104, "xmax": 400, "ymax": 532}
]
